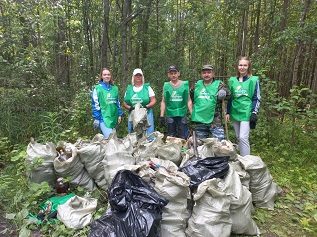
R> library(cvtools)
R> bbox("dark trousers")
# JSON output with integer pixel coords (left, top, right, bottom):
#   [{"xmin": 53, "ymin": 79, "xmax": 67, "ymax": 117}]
[{"xmin": 166, "ymin": 116, "xmax": 188, "ymax": 139}]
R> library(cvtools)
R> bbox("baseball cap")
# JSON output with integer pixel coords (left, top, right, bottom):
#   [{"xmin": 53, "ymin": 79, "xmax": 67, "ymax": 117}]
[
  {"xmin": 201, "ymin": 65, "xmax": 214, "ymax": 71},
  {"xmin": 133, "ymin": 68, "xmax": 143, "ymax": 76},
  {"xmin": 168, "ymin": 65, "xmax": 179, "ymax": 72}
]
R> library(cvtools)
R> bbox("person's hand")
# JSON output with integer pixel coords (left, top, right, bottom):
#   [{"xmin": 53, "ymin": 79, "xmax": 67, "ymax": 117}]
[
  {"xmin": 118, "ymin": 116, "xmax": 122, "ymax": 124},
  {"xmin": 250, "ymin": 113, "xmax": 258, "ymax": 122},
  {"xmin": 160, "ymin": 117, "xmax": 165, "ymax": 125},
  {"xmin": 129, "ymin": 106, "xmax": 135, "ymax": 112},
  {"xmin": 250, "ymin": 113, "xmax": 258, "ymax": 129},
  {"xmin": 225, "ymin": 114, "xmax": 230, "ymax": 123},
  {"xmin": 142, "ymin": 105, "xmax": 148, "ymax": 109},
  {"xmin": 93, "ymin": 119, "xmax": 100, "ymax": 130},
  {"xmin": 217, "ymin": 89, "xmax": 226, "ymax": 100}
]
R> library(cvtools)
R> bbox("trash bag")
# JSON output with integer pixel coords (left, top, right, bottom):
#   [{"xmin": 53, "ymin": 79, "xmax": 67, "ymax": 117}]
[
  {"xmin": 25, "ymin": 138, "xmax": 57, "ymax": 186},
  {"xmin": 54, "ymin": 144, "xmax": 96, "ymax": 191},
  {"xmin": 88, "ymin": 169, "xmax": 169, "ymax": 237},
  {"xmin": 185, "ymin": 178, "xmax": 232, "ymax": 237},
  {"xmin": 238, "ymin": 155, "xmax": 282, "ymax": 210},
  {"xmin": 57, "ymin": 195, "xmax": 98, "ymax": 230},
  {"xmin": 179, "ymin": 156, "xmax": 230, "ymax": 189}
]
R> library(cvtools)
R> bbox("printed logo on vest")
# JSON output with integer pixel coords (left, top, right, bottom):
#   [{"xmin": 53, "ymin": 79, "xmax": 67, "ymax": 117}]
[{"xmin": 234, "ymin": 85, "xmax": 248, "ymax": 97}]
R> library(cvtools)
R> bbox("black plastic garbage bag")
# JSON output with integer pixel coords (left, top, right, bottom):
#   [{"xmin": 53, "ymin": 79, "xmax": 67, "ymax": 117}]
[
  {"xmin": 88, "ymin": 169, "xmax": 169, "ymax": 237},
  {"xmin": 179, "ymin": 156, "xmax": 230, "ymax": 189}
]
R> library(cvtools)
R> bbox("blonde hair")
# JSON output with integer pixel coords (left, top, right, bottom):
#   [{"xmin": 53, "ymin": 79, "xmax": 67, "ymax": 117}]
[
  {"xmin": 131, "ymin": 68, "xmax": 145, "ymax": 85},
  {"xmin": 235, "ymin": 56, "xmax": 253, "ymax": 78}
]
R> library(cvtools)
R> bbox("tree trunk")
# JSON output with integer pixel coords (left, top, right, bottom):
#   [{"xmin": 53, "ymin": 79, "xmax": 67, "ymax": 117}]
[
  {"xmin": 101, "ymin": 0, "xmax": 110, "ymax": 68},
  {"xmin": 241, "ymin": 0, "xmax": 249, "ymax": 56},
  {"xmin": 291, "ymin": 0, "xmax": 311, "ymax": 86},
  {"xmin": 82, "ymin": 0, "xmax": 94, "ymax": 83}
]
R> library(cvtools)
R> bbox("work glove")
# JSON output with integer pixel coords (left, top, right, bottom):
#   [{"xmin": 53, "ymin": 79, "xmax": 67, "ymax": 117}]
[
  {"xmin": 217, "ymin": 89, "xmax": 226, "ymax": 100},
  {"xmin": 160, "ymin": 117, "xmax": 165, "ymax": 125},
  {"xmin": 93, "ymin": 119, "xmax": 100, "ymax": 130},
  {"xmin": 129, "ymin": 106, "xmax": 135, "ymax": 112},
  {"xmin": 250, "ymin": 113, "xmax": 258, "ymax": 129}
]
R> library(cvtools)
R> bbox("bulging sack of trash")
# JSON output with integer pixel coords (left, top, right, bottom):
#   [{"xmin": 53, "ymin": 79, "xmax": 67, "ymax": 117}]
[
  {"xmin": 230, "ymin": 159, "xmax": 251, "ymax": 189},
  {"xmin": 179, "ymin": 156, "xmax": 230, "ymax": 190},
  {"xmin": 185, "ymin": 178, "xmax": 232, "ymax": 237},
  {"xmin": 54, "ymin": 143, "xmax": 96, "ymax": 191},
  {"xmin": 222, "ymin": 165, "xmax": 260, "ymax": 236},
  {"xmin": 152, "ymin": 163, "xmax": 191, "ymax": 237},
  {"xmin": 25, "ymin": 138, "xmax": 57, "ymax": 186},
  {"xmin": 196, "ymin": 138, "xmax": 218, "ymax": 158},
  {"xmin": 212, "ymin": 139, "xmax": 238, "ymax": 161},
  {"xmin": 238, "ymin": 155, "xmax": 282, "ymax": 210},
  {"xmin": 133, "ymin": 132, "xmax": 165, "ymax": 163},
  {"xmin": 103, "ymin": 134, "xmax": 136, "ymax": 186},
  {"xmin": 88, "ymin": 169, "xmax": 169, "ymax": 237},
  {"xmin": 155, "ymin": 141, "xmax": 183, "ymax": 166},
  {"xmin": 77, "ymin": 140, "xmax": 108, "ymax": 190},
  {"xmin": 57, "ymin": 195, "xmax": 98, "ymax": 230}
]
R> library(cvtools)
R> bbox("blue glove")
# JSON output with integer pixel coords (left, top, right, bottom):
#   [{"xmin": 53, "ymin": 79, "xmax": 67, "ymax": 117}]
[
  {"xmin": 217, "ymin": 89, "xmax": 226, "ymax": 100},
  {"xmin": 93, "ymin": 119, "xmax": 100, "ymax": 130}
]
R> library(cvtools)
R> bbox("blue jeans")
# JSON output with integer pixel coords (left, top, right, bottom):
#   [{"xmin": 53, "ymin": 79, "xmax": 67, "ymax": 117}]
[
  {"xmin": 128, "ymin": 108, "xmax": 154, "ymax": 135},
  {"xmin": 194, "ymin": 122, "xmax": 225, "ymax": 141},
  {"xmin": 166, "ymin": 116, "xmax": 188, "ymax": 139},
  {"xmin": 100, "ymin": 122, "xmax": 114, "ymax": 139}
]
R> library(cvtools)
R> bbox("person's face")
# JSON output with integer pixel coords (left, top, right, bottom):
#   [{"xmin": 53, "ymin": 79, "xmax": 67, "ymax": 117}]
[
  {"xmin": 168, "ymin": 71, "xmax": 180, "ymax": 81},
  {"xmin": 201, "ymin": 69, "xmax": 214, "ymax": 81},
  {"xmin": 238, "ymin": 59, "xmax": 249, "ymax": 76},
  {"xmin": 101, "ymin": 69, "xmax": 111, "ymax": 83},
  {"xmin": 133, "ymin": 73, "xmax": 143, "ymax": 83}
]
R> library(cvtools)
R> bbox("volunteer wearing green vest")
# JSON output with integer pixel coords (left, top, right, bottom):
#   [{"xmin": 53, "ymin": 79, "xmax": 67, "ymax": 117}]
[
  {"xmin": 123, "ymin": 68, "xmax": 156, "ymax": 135},
  {"xmin": 160, "ymin": 65, "xmax": 193, "ymax": 139},
  {"xmin": 191, "ymin": 64, "xmax": 230, "ymax": 141},
  {"xmin": 226, "ymin": 57, "xmax": 261, "ymax": 156},
  {"xmin": 91, "ymin": 68, "xmax": 123, "ymax": 139}
]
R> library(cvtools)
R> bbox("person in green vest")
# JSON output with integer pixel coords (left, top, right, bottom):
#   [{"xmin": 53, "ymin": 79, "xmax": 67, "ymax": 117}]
[
  {"xmin": 191, "ymin": 64, "xmax": 230, "ymax": 141},
  {"xmin": 91, "ymin": 68, "xmax": 123, "ymax": 139},
  {"xmin": 160, "ymin": 65, "xmax": 193, "ymax": 139},
  {"xmin": 123, "ymin": 68, "xmax": 157, "ymax": 135},
  {"xmin": 226, "ymin": 57, "xmax": 261, "ymax": 156}
]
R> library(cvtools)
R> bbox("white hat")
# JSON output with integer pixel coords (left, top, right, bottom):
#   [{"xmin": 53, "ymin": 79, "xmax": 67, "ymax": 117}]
[
  {"xmin": 133, "ymin": 68, "xmax": 143, "ymax": 76},
  {"xmin": 132, "ymin": 68, "xmax": 145, "ymax": 85}
]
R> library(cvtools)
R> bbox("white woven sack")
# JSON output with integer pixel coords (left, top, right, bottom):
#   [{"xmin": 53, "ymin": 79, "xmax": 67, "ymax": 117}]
[
  {"xmin": 186, "ymin": 179, "xmax": 232, "ymax": 237},
  {"xmin": 57, "ymin": 195, "xmax": 97, "ymax": 230}
]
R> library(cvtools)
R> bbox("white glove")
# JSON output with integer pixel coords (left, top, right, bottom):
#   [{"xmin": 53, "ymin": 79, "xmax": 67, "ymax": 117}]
[{"xmin": 217, "ymin": 89, "xmax": 226, "ymax": 100}]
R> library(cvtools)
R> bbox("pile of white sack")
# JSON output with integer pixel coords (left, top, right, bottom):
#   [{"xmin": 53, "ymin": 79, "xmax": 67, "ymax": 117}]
[{"xmin": 25, "ymin": 130, "xmax": 282, "ymax": 236}]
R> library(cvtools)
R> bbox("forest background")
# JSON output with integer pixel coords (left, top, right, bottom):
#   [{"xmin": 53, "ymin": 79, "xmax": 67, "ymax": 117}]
[{"xmin": 0, "ymin": 0, "xmax": 317, "ymax": 236}]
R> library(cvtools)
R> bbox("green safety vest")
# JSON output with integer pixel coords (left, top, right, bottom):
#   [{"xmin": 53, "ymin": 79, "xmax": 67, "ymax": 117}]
[
  {"xmin": 229, "ymin": 76, "xmax": 258, "ymax": 121},
  {"xmin": 95, "ymin": 84, "xmax": 119, "ymax": 128},
  {"xmin": 191, "ymin": 79, "xmax": 221, "ymax": 124},
  {"xmin": 164, "ymin": 81, "xmax": 189, "ymax": 117},
  {"xmin": 124, "ymin": 83, "xmax": 150, "ymax": 106}
]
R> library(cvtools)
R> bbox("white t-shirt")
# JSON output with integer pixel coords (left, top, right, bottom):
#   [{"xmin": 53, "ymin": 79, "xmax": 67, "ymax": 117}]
[{"xmin": 124, "ymin": 85, "xmax": 155, "ymax": 97}]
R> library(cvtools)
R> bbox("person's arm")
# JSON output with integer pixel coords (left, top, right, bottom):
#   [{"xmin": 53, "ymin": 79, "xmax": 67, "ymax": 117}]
[
  {"xmin": 91, "ymin": 89, "xmax": 102, "ymax": 120},
  {"xmin": 187, "ymin": 94, "xmax": 193, "ymax": 114},
  {"xmin": 146, "ymin": 96, "xmax": 156, "ymax": 108},
  {"xmin": 144, "ymin": 86, "xmax": 156, "ymax": 108},
  {"xmin": 123, "ymin": 101, "xmax": 133, "ymax": 110},
  {"xmin": 252, "ymin": 81, "xmax": 261, "ymax": 114},
  {"xmin": 160, "ymin": 95, "xmax": 166, "ymax": 117}
]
